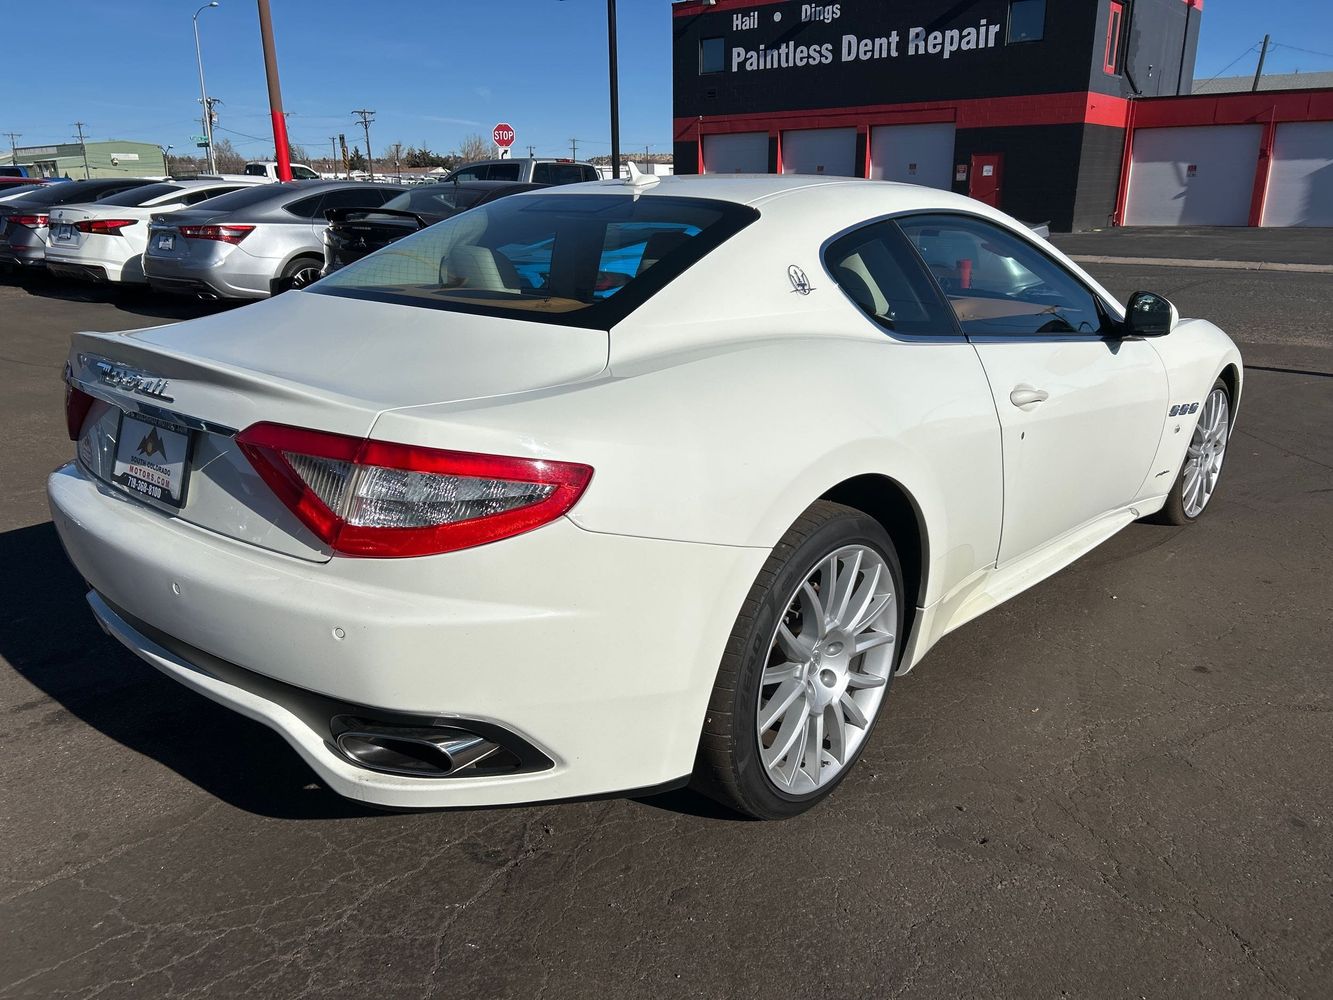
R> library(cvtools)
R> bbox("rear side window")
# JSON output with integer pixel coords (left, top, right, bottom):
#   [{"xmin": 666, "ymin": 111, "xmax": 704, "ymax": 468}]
[
  {"xmin": 533, "ymin": 163, "xmax": 594, "ymax": 185},
  {"xmin": 313, "ymin": 193, "xmax": 758, "ymax": 329},
  {"xmin": 320, "ymin": 187, "xmax": 393, "ymax": 212},
  {"xmin": 96, "ymin": 183, "xmax": 185, "ymax": 207},
  {"xmin": 488, "ymin": 162, "xmax": 522, "ymax": 182},
  {"xmin": 244, "ymin": 164, "xmax": 269, "ymax": 176},
  {"xmin": 285, "ymin": 194, "xmax": 327, "ymax": 218},
  {"xmin": 449, "ymin": 165, "xmax": 488, "ymax": 182},
  {"xmin": 824, "ymin": 222, "xmax": 957, "ymax": 336}
]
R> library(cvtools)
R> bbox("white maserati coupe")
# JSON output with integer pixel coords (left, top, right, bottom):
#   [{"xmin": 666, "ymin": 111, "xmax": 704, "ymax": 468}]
[{"xmin": 49, "ymin": 175, "xmax": 1241, "ymax": 819}]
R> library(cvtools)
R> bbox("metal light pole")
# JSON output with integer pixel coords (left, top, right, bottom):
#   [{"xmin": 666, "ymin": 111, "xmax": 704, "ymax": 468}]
[
  {"xmin": 256, "ymin": 0, "xmax": 292, "ymax": 181},
  {"xmin": 193, "ymin": 2, "xmax": 219, "ymax": 174},
  {"xmin": 607, "ymin": 0, "xmax": 621, "ymax": 178}
]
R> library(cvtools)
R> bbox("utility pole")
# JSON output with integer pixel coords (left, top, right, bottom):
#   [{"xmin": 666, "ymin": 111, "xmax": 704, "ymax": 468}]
[
  {"xmin": 256, "ymin": 0, "xmax": 292, "ymax": 181},
  {"xmin": 527, "ymin": 144, "xmax": 536, "ymax": 158},
  {"xmin": 3, "ymin": 132, "xmax": 19, "ymax": 167},
  {"xmin": 73, "ymin": 122, "xmax": 91, "ymax": 179},
  {"xmin": 607, "ymin": 0, "xmax": 621, "ymax": 178},
  {"xmin": 352, "ymin": 109, "xmax": 375, "ymax": 180},
  {"xmin": 329, "ymin": 136, "xmax": 339, "ymax": 178},
  {"xmin": 1252, "ymin": 34, "xmax": 1271, "ymax": 92},
  {"xmin": 570, "ymin": 138, "xmax": 578, "ymax": 161},
  {"xmin": 390, "ymin": 142, "xmax": 402, "ymax": 180}
]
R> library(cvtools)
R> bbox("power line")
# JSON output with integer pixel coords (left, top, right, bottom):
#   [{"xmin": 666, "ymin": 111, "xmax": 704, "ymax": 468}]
[
  {"xmin": 352, "ymin": 109, "xmax": 375, "ymax": 180},
  {"xmin": 1269, "ymin": 41, "xmax": 1333, "ymax": 62},
  {"xmin": 1198, "ymin": 44, "xmax": 1260, "ymax": 85}
]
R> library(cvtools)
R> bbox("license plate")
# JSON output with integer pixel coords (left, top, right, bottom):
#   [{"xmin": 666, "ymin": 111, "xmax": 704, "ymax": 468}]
[
  {"xmin": 111, "ymin": 414, "xmax": 192, "ymax": 509},
  {"xmin": 53, "ymin": 223, "xmax": 76, "ymax": 242},
  {"xmin": 154, "ymin": 233, "xmax": 175, "ymax": 251}
]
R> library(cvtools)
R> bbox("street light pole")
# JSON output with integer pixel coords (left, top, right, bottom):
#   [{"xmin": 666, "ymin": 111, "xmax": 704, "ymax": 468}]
[
  {"xmin": 607, "ymin": 0, "xmax": 620, "ymax": 178},
  {"xmin": 193, "ymin": 2, "xmax": 219, "ymax": 174}
]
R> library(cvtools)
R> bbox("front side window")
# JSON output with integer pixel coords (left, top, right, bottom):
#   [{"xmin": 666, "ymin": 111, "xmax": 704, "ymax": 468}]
[
  {"xmin": 313, "ymin": 194, "xmax": 758, "ymax": 329},
  {"xmin": 1007, "ymin": 0, "xmax": 1045, "ymax": 43},
  {"xmin": 824, "ymin": 222, "xmax": 957, "ymax": 336},
  {"xmin": 383, "ymin": 186, "xmax": 483, "ymax": 214},
  {"xmin": 897, "ymin": 214, "xmax": 1106, "ymax": 336},
  {"xmin": 700, "ymin": 36, "xmax": 725, "ymax": 74},
  {"xmin": 292, "ymin": 165, "xmax": 320, "ymax": 180},
  {"xmin": 320, "ymin": 187, "xmax": 392, "ymax": 212}
]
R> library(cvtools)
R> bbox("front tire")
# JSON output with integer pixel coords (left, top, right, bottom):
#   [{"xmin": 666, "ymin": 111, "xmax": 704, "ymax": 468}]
[
  {"xmin": 1149, "ymin": 378, "xmax": 1231, "ymax": 525},
  {"xmin": 695, "ymin": 501, "xmax": 904, "ymax": 820}
]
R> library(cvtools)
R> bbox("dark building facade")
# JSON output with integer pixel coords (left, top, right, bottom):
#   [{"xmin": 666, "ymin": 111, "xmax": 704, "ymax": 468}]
[{"xmin": 672, "ymin": 0, "xmax": 1201, "ymax": 231}]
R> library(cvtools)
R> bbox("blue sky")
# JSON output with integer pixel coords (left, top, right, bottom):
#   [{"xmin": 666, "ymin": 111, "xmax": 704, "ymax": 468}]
[{"xmin": 5, "ymin": 1, "xmax": 1332, "ymax": 160}]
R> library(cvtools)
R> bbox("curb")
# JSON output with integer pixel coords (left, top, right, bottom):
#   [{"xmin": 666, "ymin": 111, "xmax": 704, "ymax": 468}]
[{"xmin": 1068, "ymin": 254, "xmax": 1333, "ymax": 274}]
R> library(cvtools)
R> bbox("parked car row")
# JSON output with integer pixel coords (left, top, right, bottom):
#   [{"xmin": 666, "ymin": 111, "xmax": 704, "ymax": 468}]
[{"xmin": 0, "ymin": 174, "xmax": 543, "ymax": 299}]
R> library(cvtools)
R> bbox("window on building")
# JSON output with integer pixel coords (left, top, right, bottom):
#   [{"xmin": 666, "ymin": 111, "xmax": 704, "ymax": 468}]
[
  {"xmin": 1104, "ymin": 1, "xmax": 1127, "ymax": 74},
  {"xmin": 1007, "ymin": 0, "xmax": 1046, "ymax": 43},
  {"xmin": 699, "ymin": 37, "xmax": 725, "ymax": 74}
]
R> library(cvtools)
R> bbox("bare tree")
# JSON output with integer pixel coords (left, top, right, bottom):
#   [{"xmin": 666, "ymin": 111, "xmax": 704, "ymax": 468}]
[
  {"xmin": 212, "ymin": 137, "xmax": 244, "ymax": 173},
  {"xmin": 456, "ymin": 133, "xmax": 492, "ymax": 163}
]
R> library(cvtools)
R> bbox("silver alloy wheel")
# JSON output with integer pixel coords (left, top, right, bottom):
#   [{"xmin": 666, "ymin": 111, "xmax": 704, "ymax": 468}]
[
  {"xmin": 289, "ymin": 264, "xmax": 322, "ymax": 289},
  {"xmin": 1183, "ymin": 387, "xmax": 1230, "ymax": 518},
  {"xmin": 755, "ymin": 544, "xmax": 896, "ymax": 795}
]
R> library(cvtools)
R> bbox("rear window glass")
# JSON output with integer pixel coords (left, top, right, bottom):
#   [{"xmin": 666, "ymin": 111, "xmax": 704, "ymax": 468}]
[
  {"xmin": 313, "ymin": 194, "xmax": 757, "ymax": 329},
  {"xmin": 6, "ymin": 181, "xmax": 143, "ymax": 207},
  {"xmin": 184, "ymin": 184, "xmax": 286, "ymax": 213},
  {"xmin": 96, "ymin": 183, "xmax": 185, "ymax": 207},
  {"xmin": 383, "ymin": 186, "xmax": 485, "ymax": 215}
]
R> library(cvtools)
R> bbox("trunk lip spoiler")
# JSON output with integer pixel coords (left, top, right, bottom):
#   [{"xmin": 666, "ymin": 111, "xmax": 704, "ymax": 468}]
[{"xmin": 65, "ymin": 363, "xmax": 240, "ymax": 437}]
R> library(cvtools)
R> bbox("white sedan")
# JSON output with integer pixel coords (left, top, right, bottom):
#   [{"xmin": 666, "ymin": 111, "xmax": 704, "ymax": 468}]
[
  {"xmin": 49, "ymin": 175, "xmax": 1241, "ymax": 818},
  {"xmin": 45, "ymin": 178, "xmax": 263, "ymax": 285}
]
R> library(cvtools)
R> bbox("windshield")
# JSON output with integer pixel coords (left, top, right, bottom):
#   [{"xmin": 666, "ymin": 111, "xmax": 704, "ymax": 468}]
[
  {"xmin": 382, "ymin": 186, "xmax": 485, "ymax": 215},
  {"xmin": 313, "ymin": 193, "xmax": 757, "ymax": 329},
  {"xmin": 96, "ymin": 183, "xmax": 185, "ymax": 207}
]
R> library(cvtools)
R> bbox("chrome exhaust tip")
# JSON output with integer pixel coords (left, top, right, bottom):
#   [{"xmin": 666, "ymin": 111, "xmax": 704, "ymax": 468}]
[
  {"xmin": 195, "ymin": 291, "xmax": 219, "ymax": 301},
  {"xmin": 332, "ymin": 719, "xmax": 501, "ymax": 778}
]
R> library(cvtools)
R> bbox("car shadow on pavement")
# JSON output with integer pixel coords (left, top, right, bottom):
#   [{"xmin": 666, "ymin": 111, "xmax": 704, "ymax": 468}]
[
  {"xmin": 0, "ymin": 520, "xmax": 384, "ymax": 820},
  {"xmin": 0, "ymin": 519, "xmax": 741, "ymax": 822},
  {"xmin": 1, "ymin": 267, "xmax": 233, "ymax": 323}
]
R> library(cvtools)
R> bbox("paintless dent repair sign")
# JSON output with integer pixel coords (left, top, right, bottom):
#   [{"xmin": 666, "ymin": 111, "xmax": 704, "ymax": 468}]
[
  {"xmin": 674, "ymin": 0, "xmax": 1065, "ymax": 115},
  {"xmin": 730, "ymin": 4, "xmax": 1002, "ymax": 73}
]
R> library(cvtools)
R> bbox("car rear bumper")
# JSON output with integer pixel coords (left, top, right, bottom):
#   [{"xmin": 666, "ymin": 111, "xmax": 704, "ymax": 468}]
[
  {"xmin": 47, "ymin": 261, "xmax": 109, "ymax": 282},
  {"xmin": 143, "ymin": 253, "xmax": 272, "ymax": 299},
  {"xmin": 48, "ymin": 462, "xmax": 766, "ymax": 808}
]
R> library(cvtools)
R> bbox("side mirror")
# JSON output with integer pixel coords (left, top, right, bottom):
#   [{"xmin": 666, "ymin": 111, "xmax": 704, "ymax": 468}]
[{"xmin": 1123, "ymin": 290, "xmax": 1178, "ymax": 338}]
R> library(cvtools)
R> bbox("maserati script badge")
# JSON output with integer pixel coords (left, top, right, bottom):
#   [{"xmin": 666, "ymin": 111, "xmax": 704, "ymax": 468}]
[{"xmin": 88, "ymin": 357, "xmax": 174, "ymax": 403}]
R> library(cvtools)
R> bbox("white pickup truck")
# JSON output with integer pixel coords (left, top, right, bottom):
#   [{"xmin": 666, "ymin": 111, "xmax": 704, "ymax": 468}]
[{"xmin": 244, "ymin": 161, "xmax": 321, "ymax": 181}]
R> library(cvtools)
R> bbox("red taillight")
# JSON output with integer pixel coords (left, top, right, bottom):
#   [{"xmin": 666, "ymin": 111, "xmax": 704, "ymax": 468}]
[
  {"xmin": 75, "ymin": 218, "xmax": 138, "ymax": 236},
  {"xmin": 235, "ymin": 422, "xmax": 593, "ymax": 557},
  {"xmin": 8, "ymin": 214, "xmax": 48, "ymax": 227},
  {"xmin": 178, "ymin": 224, "xmax": 255, "ymax": 244},
  {"xmin": 65, "ymin": 384, "xmax": 95, "ymax": 441}
]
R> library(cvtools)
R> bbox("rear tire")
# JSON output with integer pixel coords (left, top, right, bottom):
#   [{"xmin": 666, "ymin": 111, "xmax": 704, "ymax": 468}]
[
  {"xmin": 277, "ymin": 256, "xmax": 324, "ymax": 294},
  {"xmin": 1147, "ymin": 378, "xmax": 1231, "ymax": 525},
  {"xmin": 694, "ymin": 501, "xmax": 904, "ymax": 820}
]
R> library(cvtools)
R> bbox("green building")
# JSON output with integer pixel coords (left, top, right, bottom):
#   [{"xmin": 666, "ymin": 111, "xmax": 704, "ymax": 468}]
[{"xmin": 1, "ymin": 140, "xmax": 166, "ymax": 179}]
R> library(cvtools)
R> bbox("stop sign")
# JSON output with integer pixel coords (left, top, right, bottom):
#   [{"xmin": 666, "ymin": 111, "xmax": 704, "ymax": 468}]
[{"xmin": 492, "ymin": 123, "xmax": 516, "ymax": 148}]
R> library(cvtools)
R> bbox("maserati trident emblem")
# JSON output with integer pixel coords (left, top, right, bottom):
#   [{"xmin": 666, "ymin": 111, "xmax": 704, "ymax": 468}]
[{"xmin": 788, "ymin": 264, "xmax": 813, "ymax": 295}]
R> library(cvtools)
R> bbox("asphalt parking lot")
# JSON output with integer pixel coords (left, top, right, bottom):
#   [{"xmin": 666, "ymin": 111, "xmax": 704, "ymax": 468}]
[{"xmin": 2, "ymin": 233, "xmax": 1331, "ymax": 999}]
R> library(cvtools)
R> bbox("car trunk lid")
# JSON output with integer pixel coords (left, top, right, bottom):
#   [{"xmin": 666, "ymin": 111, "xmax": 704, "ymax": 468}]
[{"xmin": 67, "ymin": 291, "xmax": 609, "ymax": 562}]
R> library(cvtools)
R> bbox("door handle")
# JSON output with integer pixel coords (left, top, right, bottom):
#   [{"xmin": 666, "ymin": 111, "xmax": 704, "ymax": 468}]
[{"xmin": 1009, "ymin": 385, "xmax": 1050, "ymax": 408}]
